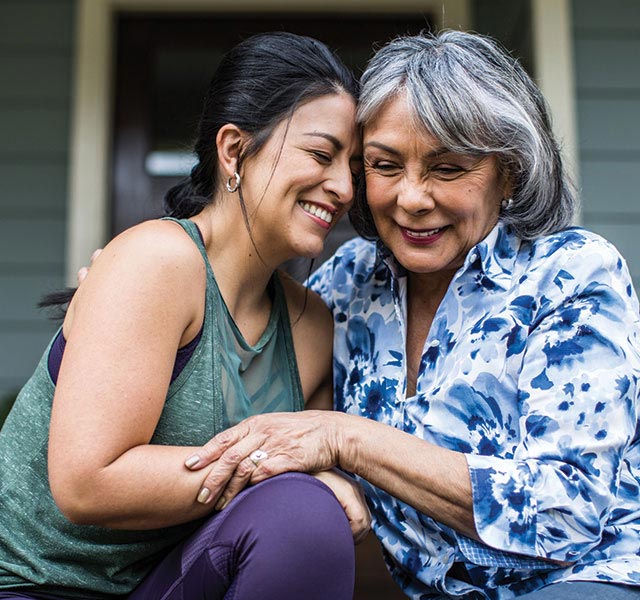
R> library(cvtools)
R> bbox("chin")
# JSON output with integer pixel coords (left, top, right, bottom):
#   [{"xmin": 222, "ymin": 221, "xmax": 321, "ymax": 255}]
[{"xmin": 292, "ymin": 234, "xmax": 327, "ymax": 260}]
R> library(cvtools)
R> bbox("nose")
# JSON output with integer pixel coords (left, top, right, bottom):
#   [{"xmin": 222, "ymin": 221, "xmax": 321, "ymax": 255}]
[
  {"xmin": 396, "ymin": 175, "xmax": 435, "ymax": 215},
  {"xmin": 325, "ymin": 162, "xmax": 355, "ymax": 206}
]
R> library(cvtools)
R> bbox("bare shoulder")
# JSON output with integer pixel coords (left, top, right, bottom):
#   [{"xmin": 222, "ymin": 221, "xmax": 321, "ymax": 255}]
[
  {"xmin": 108, "ymin": 219, "xmax": 203, "ymax": 270},
  {"xmin": 66, "ymin": 219, "xmax": 206, "ymax": 336},
  {"xmin": 85, "ymin": 220, "xmax": 205, "ymax": 291}
]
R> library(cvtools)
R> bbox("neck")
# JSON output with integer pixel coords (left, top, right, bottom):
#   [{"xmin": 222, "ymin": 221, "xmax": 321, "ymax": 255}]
[
  {"xmin": 406, "ymin": 270, "xmax": 455, "ymax": 316},
  {"xmin": 192, "ymin": 203, "xmax": 276, "ymax": 319}
]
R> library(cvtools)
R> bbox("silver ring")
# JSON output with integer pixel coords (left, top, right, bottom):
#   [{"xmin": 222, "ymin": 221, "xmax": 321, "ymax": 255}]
[{"xmin": 249, "ymin": 449, "xmax": 268, "ymax": 466}]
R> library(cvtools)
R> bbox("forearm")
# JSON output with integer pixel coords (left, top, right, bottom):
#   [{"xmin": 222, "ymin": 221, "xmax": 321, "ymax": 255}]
[
  {"xmin": 53, "ymin": 444, "xmax": 216, "ymax": 530},
  {"xmin": 335, "ymin": 412, "xmax": 477, "ymax": 539}
]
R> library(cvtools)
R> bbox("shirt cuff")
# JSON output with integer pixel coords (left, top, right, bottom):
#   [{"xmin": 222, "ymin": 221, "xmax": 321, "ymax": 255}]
[{"xmin": 466, "ymin": 453, "xmax": 540, "ymax": 558}]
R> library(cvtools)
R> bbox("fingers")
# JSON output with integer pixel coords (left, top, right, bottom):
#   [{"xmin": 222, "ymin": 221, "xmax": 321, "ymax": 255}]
[
  {"xmin": 77, "ymin": 267, "xmax": 89, "ymax": 285},
  {"xmin": 194, "ymin": 433, "xmax": 266, "ymax": 505},
  {"xmin": 76, "ymin": 248, "xmax": 103, "ymax": 285},
  {"xmin": 247, "ymin": 455, "xmax": 291, "ymax": 484},
  {"xmin": 185, "ymin": 422, "xmax": 253, "ymax": 471},
  {"xmin": 351, "ymin": 497, "xmax": 372, "ymax": 545},
  {"xmin": 212, "ymin": 456, "xmax": 257, "ymax": 511}
]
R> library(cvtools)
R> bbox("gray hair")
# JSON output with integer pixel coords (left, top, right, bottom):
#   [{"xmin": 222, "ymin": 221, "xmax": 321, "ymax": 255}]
[{"xmin": 351, "ymin": 30, "xmax": 577, "ymax": 241}]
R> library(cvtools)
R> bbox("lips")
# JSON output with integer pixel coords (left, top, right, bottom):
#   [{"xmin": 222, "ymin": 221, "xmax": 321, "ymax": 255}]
[{"xmin": 400, "ymin": 225, "xmax": 447, "ymax": 244}]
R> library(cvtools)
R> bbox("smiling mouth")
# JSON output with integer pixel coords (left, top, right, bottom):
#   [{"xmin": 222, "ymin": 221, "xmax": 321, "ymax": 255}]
[
  {"xmin": 299, "ymin": 202, "xmax": 335, "ymax": 225},
  {"xmin": 404, "ymin": 226, "xmax": 446, "ymax": 238}
]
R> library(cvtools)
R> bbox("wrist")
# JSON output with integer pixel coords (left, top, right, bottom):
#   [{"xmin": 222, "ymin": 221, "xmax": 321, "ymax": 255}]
[{"xmin": 331, "ymin": 411, "xmax": 360, "ymax": 473}]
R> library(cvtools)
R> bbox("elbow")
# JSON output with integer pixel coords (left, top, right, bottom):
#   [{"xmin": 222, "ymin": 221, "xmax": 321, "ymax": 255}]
[{"xmin": 49, "ymin": 472, "xmax": 106, "ymax": 526}]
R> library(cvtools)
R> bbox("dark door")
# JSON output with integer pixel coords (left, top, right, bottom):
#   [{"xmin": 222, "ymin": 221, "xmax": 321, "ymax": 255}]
[{"xmin": 111, "ymin": 13, "xmax": 435, "ymax": 280}]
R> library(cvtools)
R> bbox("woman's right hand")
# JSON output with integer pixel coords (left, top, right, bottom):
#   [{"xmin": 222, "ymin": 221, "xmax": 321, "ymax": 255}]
[
  {"xmin": 312, "ymin": 469, "xmax": 371, "ymax": 544},
  {"xmin": 77, "ymin": 248, "xmax": 103, "ymax": 284}
]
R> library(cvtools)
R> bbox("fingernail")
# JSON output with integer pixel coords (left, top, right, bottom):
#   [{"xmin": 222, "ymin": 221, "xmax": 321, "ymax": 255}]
[
  {"xmin": 214, "ymin": 497, "xmax": 226, "ymax": 511},
  {"xmin": 185, "ymin": 455, "xmax": 200, "ymax": 468},
  {"xmin": 197, "ymin": 487, "xmax": 211, "ymax": 504}
]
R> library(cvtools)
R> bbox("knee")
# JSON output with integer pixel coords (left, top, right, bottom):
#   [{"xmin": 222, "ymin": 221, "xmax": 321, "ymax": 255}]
[
  {"xmin": 222, "ymin": 473, "xmax": 353, "ymax": 553},
  {"xmin": 210, "ymin": 474, "xmax": 356, "ymax": 598}
]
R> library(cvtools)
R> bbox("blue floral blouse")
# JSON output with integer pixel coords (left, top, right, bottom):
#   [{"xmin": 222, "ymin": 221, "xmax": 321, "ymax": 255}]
[{"xmin": 308, "ymin": 223, "xmax": 640, "ymax": 599}]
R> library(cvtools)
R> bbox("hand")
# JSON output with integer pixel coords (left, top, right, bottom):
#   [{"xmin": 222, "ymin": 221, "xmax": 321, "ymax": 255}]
[
  {"xmin": 77, "ymin": 248, "xmax": 103, "ymax": 285},
  {"xmin": 312, "ymin": 469, "xmax": 371, "ymax": 544},
  {"xmin": 184, "ymin": 411, "xmax": 342, "ymax": 506}
]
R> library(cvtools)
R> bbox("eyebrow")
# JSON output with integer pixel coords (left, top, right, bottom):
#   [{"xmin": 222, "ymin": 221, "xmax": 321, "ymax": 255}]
[
  {"xmin": 304, "ymin": 132, "xmax": 343, "ymax": 151},
  {"xmin": 364, "ymin": 141, "xmax": 450, "ymax": 159}
]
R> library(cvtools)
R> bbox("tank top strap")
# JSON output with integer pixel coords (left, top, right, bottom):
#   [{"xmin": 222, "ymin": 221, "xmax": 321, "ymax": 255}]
[
  {"xmin": 160, "ymin": 216, "xmax": 225, "ymax": 431},
  {"xmin": 161, "ymin": 216, "xmax": 213, "ymax": 274}
]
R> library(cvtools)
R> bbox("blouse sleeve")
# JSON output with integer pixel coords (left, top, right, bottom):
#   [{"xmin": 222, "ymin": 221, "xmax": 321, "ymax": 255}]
[{"xmin": 465, "ymin": 240, "xmax": 640, "ymax": 564}]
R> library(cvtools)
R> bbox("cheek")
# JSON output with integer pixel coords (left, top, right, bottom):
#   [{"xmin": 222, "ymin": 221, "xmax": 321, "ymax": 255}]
[{"xmin": 364, "ymin": 177, "xmax": 393, "ymax": 213}]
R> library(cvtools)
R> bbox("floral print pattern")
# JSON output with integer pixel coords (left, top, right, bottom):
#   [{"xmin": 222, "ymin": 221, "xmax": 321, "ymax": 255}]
[{"xmin": 309, "ymin": 223, "xmax": 640, "ymax": 599}]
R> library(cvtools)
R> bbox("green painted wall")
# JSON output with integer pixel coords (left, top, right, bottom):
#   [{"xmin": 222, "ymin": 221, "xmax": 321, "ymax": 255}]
[
  {"xmin": 1, "ymin": 0, "xmax": 639, "ymax": 414},
  {"xmin": 573, "ymin": 0, "xmax": 640, "ymax": 290},
  {"xmin": 0, "ymin": 0, "xmax": 74, "ymax": 405}
]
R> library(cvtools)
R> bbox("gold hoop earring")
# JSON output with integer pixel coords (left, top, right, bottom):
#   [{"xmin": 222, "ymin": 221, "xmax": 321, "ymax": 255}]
[{"xmin": 226, "ymin": 172, "xmax": 241, "ymax": 194}]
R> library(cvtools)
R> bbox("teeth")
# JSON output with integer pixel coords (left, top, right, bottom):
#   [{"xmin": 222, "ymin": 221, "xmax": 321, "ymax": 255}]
[
  {"xmin": 407, "ymin": 227, "xmax": 443, "ymax": 238},
  {"xmin": 300, "ymin": 202, "xmax": 333, "ymax": 224}
]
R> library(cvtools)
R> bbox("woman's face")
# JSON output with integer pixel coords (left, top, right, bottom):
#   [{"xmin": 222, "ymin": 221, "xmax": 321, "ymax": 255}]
[
  {"xmin": 240, "ymin": 92, "xmax": 361, "ymax": 264},
  {"xmin": 363, "ymin": 95, "xmax": 508, "ymax": 279}
]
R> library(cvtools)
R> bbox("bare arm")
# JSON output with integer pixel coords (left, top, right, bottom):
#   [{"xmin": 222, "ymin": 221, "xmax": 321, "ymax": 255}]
[
  {"xmin": 335, "ymin": 413, "xmax": 475, "ymax": 538},
  {"xmin": 49, "ymin": 221, "xmax": 231, "ymax": 529}
]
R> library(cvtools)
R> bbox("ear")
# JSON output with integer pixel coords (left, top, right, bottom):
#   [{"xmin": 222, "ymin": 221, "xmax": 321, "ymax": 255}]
[
  {"xmin": 498, "ymin": 164, "xmax": 514, "ymax": 201},
  {"xmin": 216, "ymin": 124, "xmax": 245, "ymax": 178}
]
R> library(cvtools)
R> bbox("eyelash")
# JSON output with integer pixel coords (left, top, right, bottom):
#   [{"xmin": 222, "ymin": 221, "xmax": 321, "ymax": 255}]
[
  {"xmin": 368, "ymin": 160, "xmax": 399, "ymax": 172},
  {"xmin": 366, "ymin": 160, "xmax": 466, "ymax": 178},
  {"xmin": 434, "ymin": 165, "xmax": 464, "ymax": 174},
  {"xmin": 312, "ymin": 151, "xmax": 332, "ymax": 163}
]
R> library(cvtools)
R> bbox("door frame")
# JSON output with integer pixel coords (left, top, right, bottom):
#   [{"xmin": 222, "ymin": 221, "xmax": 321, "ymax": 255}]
[{"xmin": 66, "ymin": 0, "xmax": 575, "ymax": 282}]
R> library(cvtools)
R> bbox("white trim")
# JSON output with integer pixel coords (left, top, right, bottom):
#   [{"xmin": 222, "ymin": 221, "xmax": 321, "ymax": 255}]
[
  {"xmin": 67, "ymin": 0, "xmax": 112, "ymax": 285},
  {"xmin": 67, "ymin": 0, "xmax": 472, "ymax": 283},
  {"xmin": 532, "ymin": 0, "xmax": 580, "ymax": 222}
]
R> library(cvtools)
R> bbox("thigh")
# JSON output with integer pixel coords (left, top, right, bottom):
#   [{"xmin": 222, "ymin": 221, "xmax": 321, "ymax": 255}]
[{"xmin": 518, "ymin": 581, "xmax": 640, "ymax": 600}]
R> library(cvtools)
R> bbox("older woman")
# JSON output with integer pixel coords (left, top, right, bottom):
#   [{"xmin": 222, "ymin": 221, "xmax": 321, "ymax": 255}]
[{"xmin": 188, "ymin": 31, "xmax": 640, "ymax": 599}]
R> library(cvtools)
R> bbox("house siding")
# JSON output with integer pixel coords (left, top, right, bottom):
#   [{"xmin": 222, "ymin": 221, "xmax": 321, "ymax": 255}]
[
  {"xmin": 573, "ymin": 0, "xmax": 640, "ymax": 290},
  {"xmin": 0, "ymin": 0, "xmax": 74, "ymax": 401},
  {"xmin": 1, "ymin": 0, "xmax": 639, "ymax": 403}
]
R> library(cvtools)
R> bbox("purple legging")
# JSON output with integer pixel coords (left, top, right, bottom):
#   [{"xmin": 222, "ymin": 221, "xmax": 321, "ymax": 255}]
[{"xmin": 0, "ymin": 473, "xmax": 355, "ymax": 600}]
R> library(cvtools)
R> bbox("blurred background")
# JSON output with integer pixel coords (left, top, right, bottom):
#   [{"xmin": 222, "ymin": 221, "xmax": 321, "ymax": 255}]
[{"xmin": 1, "ymin": 0, "xmax": 638, "ymax": 595}]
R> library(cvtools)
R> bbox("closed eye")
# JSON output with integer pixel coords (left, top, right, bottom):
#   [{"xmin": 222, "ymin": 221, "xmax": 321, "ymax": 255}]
[
  {"xmin": 312, "ymin": 151, "xmax": 332, "ymax": 163},
  {"xmin": 431, "ymin": 164, "xmax": 466, "ymax": 179},
  {"xmin": 365, "ymin": 159, "xmax": 401, "ymax": 175}
]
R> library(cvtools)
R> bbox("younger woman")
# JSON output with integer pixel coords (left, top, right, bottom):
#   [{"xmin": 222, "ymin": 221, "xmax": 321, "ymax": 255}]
[{"xmin": 0, "ymin": 32, "xmax": 366, "ymax": 600}]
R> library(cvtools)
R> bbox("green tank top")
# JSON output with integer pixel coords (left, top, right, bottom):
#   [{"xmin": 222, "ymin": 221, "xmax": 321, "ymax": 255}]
[{"xmin": 0, "ymin": 218, "xmax": 304, "ymax": 598}]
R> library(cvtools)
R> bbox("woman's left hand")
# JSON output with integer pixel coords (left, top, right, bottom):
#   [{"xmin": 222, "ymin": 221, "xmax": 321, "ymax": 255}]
[{"xmin": 185, "ymin": 411, "xmax": 343, "ymax": 506}]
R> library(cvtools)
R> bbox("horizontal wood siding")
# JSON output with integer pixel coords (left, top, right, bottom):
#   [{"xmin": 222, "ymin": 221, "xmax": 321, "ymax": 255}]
[
  {"xmin": 573, "ymin": 0, "xmax": 640, "ymax": 292},
  {"xmin": 0, "ymin": 0, "xmax": 73, "ymax": 400}
]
